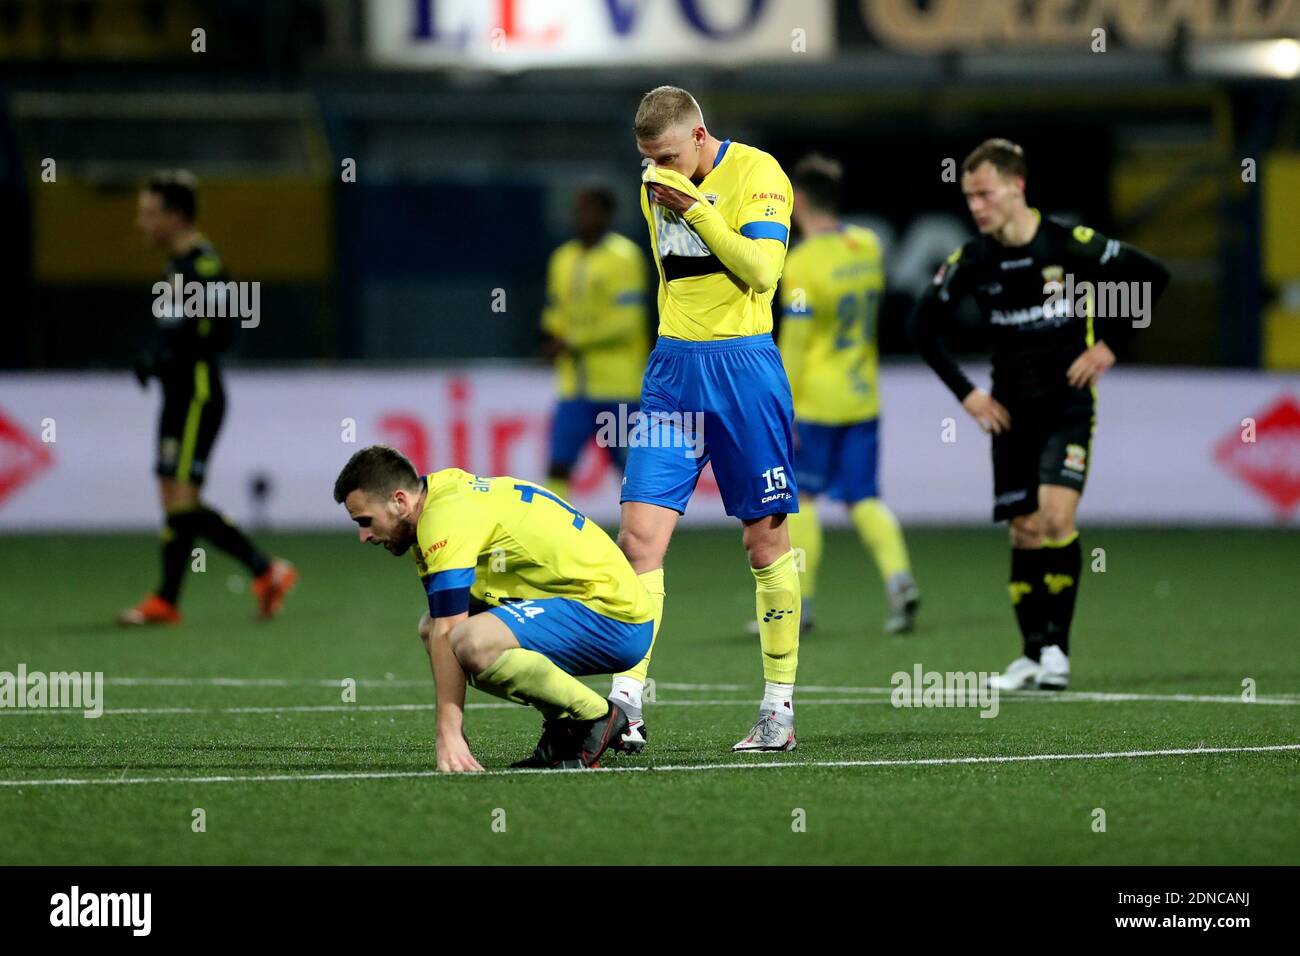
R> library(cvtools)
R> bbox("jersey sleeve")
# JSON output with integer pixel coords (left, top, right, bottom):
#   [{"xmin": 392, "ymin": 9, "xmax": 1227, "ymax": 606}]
[
  {"xmin": 1065, "ymin": 224, "xmax": 1170, "ymax": 356},
  {"xmin": 416, "ymin": 504, "xmax": 484, "ymax": 619},
  {"xmin": 540, "ymin": 247, "xmax": 566, "ymax": 339},
  {"xmin": 676, "ymin": 156, "xmax": 790, "ymax": 294},
  {"xmin": 908, "ymin": 244, "xmax": 979, "ymax": 403},
  {"xmin": 735, "ymin": 155, "xmax": 793, "ymax": 247}
]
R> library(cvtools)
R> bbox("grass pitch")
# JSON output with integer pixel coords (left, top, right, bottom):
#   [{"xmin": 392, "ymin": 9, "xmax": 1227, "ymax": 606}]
[{"xmin": 1, "ymin": 526, "xmax": 1297, "ymax": 865}]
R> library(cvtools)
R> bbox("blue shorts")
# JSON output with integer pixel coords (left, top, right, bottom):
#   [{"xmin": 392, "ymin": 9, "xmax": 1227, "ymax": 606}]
[
  {"xmin": 795, "ymin": 418, "xmax": 881, "ymax": 504},
  {"xmin": 489, "ymin": 598, "xmax": 653, "ymax": 676},
  {"xmin": 620, "ymin": 334, "xmax": 798, "ymax": 519},
  {"xmin": 548, "ymin": 399, "xmax": 637, "ymax": 472}
]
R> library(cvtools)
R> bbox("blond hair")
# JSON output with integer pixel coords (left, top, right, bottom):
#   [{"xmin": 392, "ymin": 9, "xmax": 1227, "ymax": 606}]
[{"xmin": 634, "ymin": 86, "xmax": 703, "ymax": 140}]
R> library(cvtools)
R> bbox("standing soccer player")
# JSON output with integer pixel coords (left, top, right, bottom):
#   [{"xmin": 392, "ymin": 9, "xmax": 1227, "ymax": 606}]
[
  {"xmin": 910, "ymin": 140, "xmax": 1168, "ymax": 688},
  {"xmin": 541, "ymin": 187, "xmax": 649, "ymax": 501},
  {"xmin": 119, "ymin": 170, "xmax": 296, "ymax": 625},
  {"xmin": 776, "ymin": 155, "xmax": 919, "ymax": 636},
  {"xmin": 609, "ymin": 86, "xmax": 801, "ymax": 753}
]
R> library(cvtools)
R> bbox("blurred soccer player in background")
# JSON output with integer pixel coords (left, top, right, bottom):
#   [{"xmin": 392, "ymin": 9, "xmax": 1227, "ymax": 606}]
[
  {"xmin": 540, "ymin": 186, "xmax": 649, "ymax": 501},
  {"xmin": 610, "ymin": 86, "xmax": 802, "ymax": 754},
  {"xmin": 119, "ymin": 170, "xmax": 296, "ymax": 626},
  {"xmin": 771, "ymin": 154, "xmax": 919, "ymax": 636},
  {"xmin": 911, "ymin": 140, "xmax": 1168, "ymax": 689},
  {"xmin": 334, "ymin": 445, "xmax": 653, "ymax": 771}
]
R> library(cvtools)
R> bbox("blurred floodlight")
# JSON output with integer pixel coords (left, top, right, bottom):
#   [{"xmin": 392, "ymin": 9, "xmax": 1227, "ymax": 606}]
[{"xmin": 1192, "ymin": 39, "xmax": 1300, "ymax": 79}]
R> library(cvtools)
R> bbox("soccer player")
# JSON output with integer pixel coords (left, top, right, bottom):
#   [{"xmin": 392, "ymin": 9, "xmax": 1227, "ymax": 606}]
[
  {"xmin": 775, "ymin": 154, "xmax": 919, "ymax": 636},
  {"xmin": 119, "ymin": 170, "xmax": 296, "ymax": 626},
  {"xmin": 334, "ymin": 445, "xmax": 652, "ymax": 771},
  {"xmin": 609, "ymin": 86, "xmax": 801, "ymax": 753},
  {"xmin": 541, "ymin": 187, "xmax": 649, "ymax": 501},
  {"xmin": 910, "ymin": 140, "xmax": 1169, "ymax": 689}
]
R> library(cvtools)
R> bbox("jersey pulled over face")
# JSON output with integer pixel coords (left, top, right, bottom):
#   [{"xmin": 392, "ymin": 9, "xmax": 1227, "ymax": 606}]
[
  {"xmin": 641, "ymin": 140, "xmax": 793, "ymax": 340},
  {"xmin": 413, "ymin": 469, "xmax": 653, "ymax": 625},
  {"xmin": 779, "ymin": 225, "xmax": 885, "ymax": 425}
]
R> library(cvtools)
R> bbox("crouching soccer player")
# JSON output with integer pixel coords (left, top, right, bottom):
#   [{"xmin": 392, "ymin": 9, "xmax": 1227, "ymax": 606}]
[{"xmin": 334, "ymin": 445, "xmax": 653, "ymax": 771}]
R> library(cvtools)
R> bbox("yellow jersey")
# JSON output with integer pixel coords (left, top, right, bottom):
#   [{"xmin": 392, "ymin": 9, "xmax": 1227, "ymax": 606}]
[
  {"xmin": 778, "ymin": 225, "xmax": 884, "ymax": 424},
  {"xmin": 541, "ymin": 232, "xmax": 648, "ymax": 401},
  {"xmin": 413, "ymin": 468, "xmax": 652, "ymax": 625},
  {"xmin": 641, "ymin": 140, "xmax": 793, "ymax": 340}
]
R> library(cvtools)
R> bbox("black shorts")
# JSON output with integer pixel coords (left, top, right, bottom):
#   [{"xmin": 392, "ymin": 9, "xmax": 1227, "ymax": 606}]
[
  {"xmin": 156, "ymin": 363, "xmax": 225, "ymax": 485},
  {"xmin": 990, "ymin": 394, "xmax": 1095, "ymax": 522}
]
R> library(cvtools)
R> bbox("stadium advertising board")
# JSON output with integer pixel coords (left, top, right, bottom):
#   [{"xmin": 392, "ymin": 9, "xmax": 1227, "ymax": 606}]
[
  {"xmin": 1, "ymin": 367, "xmax": 1296, "ymax": 530},
  {"xmin": 366, "ymin": 0, "xmax": 834, "ymax": 69}
]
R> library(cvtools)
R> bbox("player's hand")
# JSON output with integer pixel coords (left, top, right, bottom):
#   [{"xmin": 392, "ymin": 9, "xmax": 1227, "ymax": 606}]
[
  {"xmin": 647, "ymin": 182, "xmax": 698, "ymax": 215},
  {"xmin": 962, "ymin": 388, "xmax": 1012, "ymax": 435},
  {"xmin": 436, "ymin": 730, "xmax": 483, "ymax": 773},
  {"xmin": 132, "ymin": 353, "xmax": 156, "ymax": 389},
  {"xmin": 1066, "ymin": 342, "xmax": 1116, "ymax": 389}
]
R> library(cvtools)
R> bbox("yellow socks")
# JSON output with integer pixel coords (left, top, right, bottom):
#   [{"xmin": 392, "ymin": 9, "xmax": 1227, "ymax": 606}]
[
  {"xmin": 851, "ymin": 497, "xmax": 912, "ymax": 582},
  {"xmin": 471, "ymin": 647, "xmax": 607, "ymax": 721},
  {"xmin": 609, "ymin": 568, "xmax": 664, "ymax": 709},
  {"xmin": 784, "ymin": 501, "xmax": 823, "ymax": 602},
  {"xmin": 752, "ymin": 550, "xmax": 800, "ymax": 684}
]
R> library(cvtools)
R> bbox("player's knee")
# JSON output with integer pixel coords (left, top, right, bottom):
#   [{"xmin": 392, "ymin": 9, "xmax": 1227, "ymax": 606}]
[
  {"xmin": 448, "ymin": 620, "xmax": 499, "ymax": 676},
  {"xmin": 1041, "ymin": 510, "xmax": 1076, "ymax": 542},
  {"xmin": 618, "ymin": 523, "xmax": 666, "ymax": 569},
  {"xmin": 743, "ymin": 516, "xmax": 789, "ymax": 569},
  {"xmin": 1009, "ymin": 515, "xmax": 1042, "ymax": 549}
]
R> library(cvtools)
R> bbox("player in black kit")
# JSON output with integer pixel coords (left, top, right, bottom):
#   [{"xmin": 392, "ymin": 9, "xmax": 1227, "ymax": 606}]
[
  {"xmin": 119, "ymin": 170, "xmax": 297, "ymax": 626},
  {"xmin": 910, "ymin": 140, "xmax": 1169, "ymax": 690}
]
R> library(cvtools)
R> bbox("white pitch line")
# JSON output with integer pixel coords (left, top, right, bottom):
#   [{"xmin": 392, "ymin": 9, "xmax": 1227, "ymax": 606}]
[
  {"xmin": 65, "ymin": 676, "xmax": 1300, "ymax": 707},
  {"xmin": 1, "ymin": 743, "xmax": 1295, "ymax": 789},
  {"xmin": 0, "ymin": 698, "xmax": 898, "ymax": 718},
  {"xmin": 4, "ymin": 691, "xmax": 1298, "ymax": 719}
]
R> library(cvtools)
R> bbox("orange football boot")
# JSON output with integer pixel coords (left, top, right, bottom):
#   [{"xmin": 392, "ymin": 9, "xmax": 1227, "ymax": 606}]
[
  {"xmin": 251, "ymin": 559, "xmax": 298, "ymax": 619},
  {"xmin": 117, "ymin": 594, "xmax": 182, "ymax": 626}
]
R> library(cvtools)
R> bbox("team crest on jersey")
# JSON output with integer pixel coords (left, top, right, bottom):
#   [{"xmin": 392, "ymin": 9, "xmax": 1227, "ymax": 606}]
[
  {"xmin": 1042, "ymin": 265, "xmax": 1064, "ymax": 284},
  {"xmin": 1064, "ymin": 443, "xmax": 1088, "ymax": 472}
]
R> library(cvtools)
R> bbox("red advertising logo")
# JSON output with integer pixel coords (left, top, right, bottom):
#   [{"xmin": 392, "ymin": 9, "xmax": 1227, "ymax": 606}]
[
  {"xmin": 1214, "ymin": 394, "xmax": 1300, "ymax": 517},
  {"xmin": 0, "ymin": 409, "xmax": 54, "ymax": 508}
]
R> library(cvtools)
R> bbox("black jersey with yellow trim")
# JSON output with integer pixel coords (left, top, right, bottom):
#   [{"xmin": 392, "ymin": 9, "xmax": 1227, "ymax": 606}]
[
  {"xmin": 150, "ymin": 236, "xmax": 235, "ymax": 390},
  {"xmin": 910, "ymin": 214, "xmax": 1169, "ymax": 406}
]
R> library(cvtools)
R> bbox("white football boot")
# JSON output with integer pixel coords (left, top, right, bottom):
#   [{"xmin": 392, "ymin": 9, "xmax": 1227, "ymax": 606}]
[
  {"xmin": 987, "ymin": 654, "xmax": 1042, "ymax": 691},
  {"xmin": 731, "ymin": 707, "xmax": 797, "ymax": 752},
  {"xmin": 1036, "ymin": 645, "xmax": 1070, "ymax": 690},
  {"xmin": 883, "ymin": 574, "xmax": 921, "ymax": 635}
]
